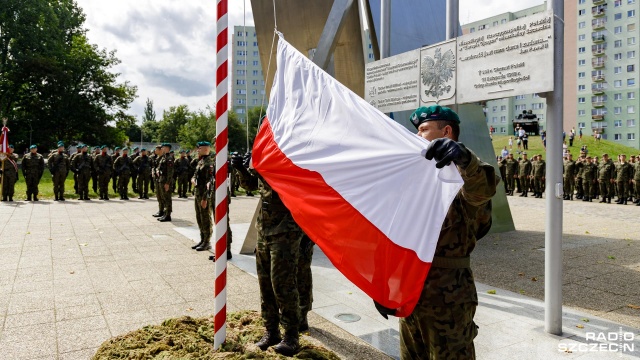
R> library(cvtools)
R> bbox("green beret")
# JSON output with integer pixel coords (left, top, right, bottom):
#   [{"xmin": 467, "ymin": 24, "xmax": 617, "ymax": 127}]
[
  {"xmin": 114, "ymin": 147, "xmax": 121, "ymax": 151},
  {"xmin": 162, "ymin": 143, "xmax": 172, "ymax": 148},
  {"xmin": 57, "ymin": 141, "xmax": 65, "ymax": 147},
  {"xmin": 133, "ymin": 146, "xmax": 139, "ymax": 150},
  {"xmin": 197, "ymin": 141, "xmax": 211, "ymax": 147},
  {"xmin": 409, "ymin": 105, "xmax": 460, "ymax": 129},
  {"xmin": 30, "ymin": 145, "xmax": 37, "ymax": 149},
  {"xmin": 141, "ymin": 148, "xmax": 147, "ymax": 152},
  {"xmin": 9, "ymin": 144, "xmax": 14, "ymax": 149},
  {"xmin": 100, "ymin": 145, "xmax": 108, "ymax": 149},
  {"xmin": 179, "ymin": 149, "xmax": 186, "ymax": 153},
  {"xmin": 122, "ymin": 147, "xmax": 129, "ymax": 151}
]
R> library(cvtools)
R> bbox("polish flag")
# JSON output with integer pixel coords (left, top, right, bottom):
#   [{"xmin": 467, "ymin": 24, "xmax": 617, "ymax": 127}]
[{"xmin": 252, "ymin": 36, "xmax": 463, "ymax": 317}]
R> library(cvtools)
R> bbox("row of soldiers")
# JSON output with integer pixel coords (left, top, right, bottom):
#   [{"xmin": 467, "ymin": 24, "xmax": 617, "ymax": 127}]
[{"xmin": 497, "ymin": 151, "xmax": 640, "ymax": 205}]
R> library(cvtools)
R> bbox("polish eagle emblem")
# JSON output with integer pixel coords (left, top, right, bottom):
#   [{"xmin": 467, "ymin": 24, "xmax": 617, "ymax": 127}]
[{"xmin": 421, "ymin": 48, "xmax": 456, "ymax": 99}]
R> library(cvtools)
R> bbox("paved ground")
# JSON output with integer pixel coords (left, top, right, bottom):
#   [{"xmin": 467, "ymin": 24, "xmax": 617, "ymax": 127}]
[{"xmin": 1, "ymin": 193, "xmax": 639, "ymax": 359}]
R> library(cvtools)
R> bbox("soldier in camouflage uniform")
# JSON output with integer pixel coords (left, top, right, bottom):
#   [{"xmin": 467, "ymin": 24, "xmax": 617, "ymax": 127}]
[
  {"xmin": 175, "ymin": 150, "xmax": 190, "ymax": 198},
  {"xmin": 156, "ymin": 143, "xmax": 174, "ymax": 221},
  {"xmin": 531, "ymin": 154, "xmax": 545, "ymax": 198},
  {"xmin": 1, "ymin": 145, "xmax": 19, "ymax": 202},
  {"xmin": 70, "ymin": 146, "xmax": 81, "ymax": 194},
  {"xmin": 504, "ymin": 153, "xmax": 517, "ymax": 196},
  {"xmin": 633, "ymin": 159, "xmax": 640, "ymax": 206},
  {"xmin": 189, "ymin": 150, "xmax": 199, "ymax": 195},
  {"xmin": 130, "ymin": 147, "xmax": 140, "ymax": 193},
  {"xmin": 597, "ymin": 153, "xmax": 615, "ymax": 203},
  {"xmin": 232, "ymin": 154, "xmax": 311, "ymax": 356},
  {"xmin": 563, "ymin": 154, "xmax": 576, "ymax": 200},
  {"xmin": 497, "ymin": 156, "xmax": 507, "ymax": 193},
  {"xmin": 582, "ymin": 156, "xmax": 596, "ymax": 202},
  {"xmin": 615, "ymin": 155, "xmax": 633, "ymax": 204},
  {"xmin": 48, "ymin": 141, "xmax": 70, "ymax": 201},
  {"xmin": 91, "ymin": 146, "xmax": 100, "ymax": 193},
  {"xmin": 94, "ymin": 146, "xmax": 113, "ymax": 200},
  {"xmin": 22, "ymin": 145, "xmax": 45, "ymax": 201},
  {"xmin": 113, "ymin": 147, "xmax": 133, "ymax": 200},
  {"xmin": 517, "ymin": 152, "xmax": 532, "ymax": 197},
  {"xmin": 382, "ymin": 106, "xmax": 497, "ymax": 360},
  {"xmin": 191, "ymin": 142, "xmax": 215, "ymax": 251},
  {"xmin": 152, "ymin": 145, "xmax": 165, "ymax": 217},
  {"xmin": 71, "ymin": 144, "xmax": 93, "ymax": 200},
  {"xmin": 575, "ymin": 156, "xmax": 586, "ymax": 199},
  {"xmin": 133, "ymin": 148, "xmax": 151, "ymax": 199},
  {"xmin": 111, "ymin": 147, "xmax": 121, "ymax": 193}
]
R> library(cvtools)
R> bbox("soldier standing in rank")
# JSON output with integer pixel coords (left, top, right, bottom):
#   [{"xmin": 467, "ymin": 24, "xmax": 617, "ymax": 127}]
[
  {"xmin": 497, "ymin": 156, "xmax": 508, "ymax": 193},
  {"xmin": 113, "ymin": 147, "xmax": 133, "ymax": 200},
  {"xmin": 518, "ymin": 152, "xmax": 532, "ymax": 197},
  {"xmin": 1, "ymin": 145, "xmax": 19, "ymax": 202},
  {"xmin": 532, "ymin": 154, "xmax": 545, "ymax": 198},
  {"xmin": 70, "ymin": 145, "xmax": 81, "ymax": 195},
  {"xmin": 582, "ymin": 156, "xmax": 596, "ymax": 202},
  {"xmin": 152, "ymin": 145, "xmax": 165, "ymax": 217},
  {"xmin": 91, "ymin": 146, "xmax": 100, "ymax": 194},
  {"xmin": 156, "ymin": 143, "xmax": 174, "ymax": 222},
  {"xmin": 176, "ymin": 150, "xmax": 190, "ymax": 198},
  {"xmin": 597, "ymin": 153, "xmax": 615, "ymax": 203},
  {"xmin": 48, "ymin": 141, "xmax": 70, "ymax": 201},
  {"xmin": 633, "ymin": 158, "xmax": 640, "ymax": 206},
  {"xmin": 574, "ymin": 156, "xmax": 586, "ymax": 199},
  {"xmin": 111, "ymin": 147, "xmax": 121, "ymax": 193},
  {"xmin": 133, "ymin": 148, "xmax": 151, "ymax": 199},
  {"xmin": 130, "ymin": 147, "xmax": 140, "ymax": 194},
  {"xmin": 94, "ymin": 146, "xmax": 113, "ymax": 200},
  {"xmin": 22, "ymin": 145, "xmax": 45, "ymax": 201},
  {"xmin": 504, "ymin": 153, "xmax": 518, "ymax": 196},
  {"xmin": 191, "ymin": 141, "xmax": 215, "ymax": 251},
  {"xmin": 615, "ymin": 154, "xmax": 633, "ymax": 204},
  {"xmin": 563, "ymin": 153, "xmax": 576, "ymax": 200},
  {"xmin": 71, "ymin": 144, "xmax": 93, "ymax": 200}
]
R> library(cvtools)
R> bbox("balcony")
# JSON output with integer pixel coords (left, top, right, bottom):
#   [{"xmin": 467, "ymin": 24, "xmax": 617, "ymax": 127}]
[
  {"xmin": 592, "ymin": 35, "xmax": 606, "ymax": 42},
  {"xmin": 592, "ymin": 74, "xmax": 606, "ymax": 81},
  {"xmin": 592, "ymin": 85, "xmax": 607, "ymax": 94},
  {"xmin": 592, "ymin": 8, "xmax": 606, "ymax": 17},
  {"xmin": 592, "ymin": 57, "xmax": 606, "ymax": 67},
  {"xmin": 592, "ymin": 19, "xmax": 606, "ymax": 29},
  {"xmin": 592, "ymin": 48, "xmax": 606, "ymax": 56},
  {"xmin": 592, "ymin": 114, "xmax": 605, "ymax": 121},
  {"xmin": 592, "ymin": 101, "xmax": 606, "ymax": 107},
  {"xmin": 593, "ymin": 0, "xmax": 606, "ymax": 3}
]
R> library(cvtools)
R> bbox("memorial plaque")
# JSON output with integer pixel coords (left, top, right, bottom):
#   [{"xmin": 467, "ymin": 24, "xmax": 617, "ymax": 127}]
[
  {"xmin": 365, "ymin": 11, "xmax": 554, "ymax": 112},
  {"xmin": 456, "ymin": 11, "xmax": 554, "ymax": 103}
]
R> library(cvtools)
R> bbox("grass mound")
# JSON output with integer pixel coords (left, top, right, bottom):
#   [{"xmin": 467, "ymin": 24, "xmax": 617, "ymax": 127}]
[{"xmin": 92, "ymin": 310, "xmax": 340, "ymax": 359}]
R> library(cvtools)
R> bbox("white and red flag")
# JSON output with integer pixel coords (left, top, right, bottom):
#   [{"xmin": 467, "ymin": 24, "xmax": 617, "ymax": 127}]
[
  {"xmin": 0, "ymin": 124, "xmax": 9, "ymax": 153},
  {"xmin": 252, "ymin": 36, "xmax": 463, "ymax": 317}
]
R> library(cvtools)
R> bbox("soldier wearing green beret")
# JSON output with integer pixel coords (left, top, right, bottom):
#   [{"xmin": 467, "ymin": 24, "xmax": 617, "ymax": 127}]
[
  {"xmin": 376, "ymin": 106, "xmax": 497, "ymax": 360},
  {"xmin": 130, "ymin": 146, "xmax": 141, "ymax": 194},
  {"xmin": 94, "ymin": 146, "xmax": 113, "ymax": 200},
  {"xmin": 111, "ymin": 147, "xmax": 121, "ymax": 193},
  {"xmin": 22, "ymin": 145, "xmax": 45, "ymax": 201},
  {"xmin": 71, "ymin": 144, "xmax": 93, "ymax": 200},
  {"xmin": 191, "ymin": 141, "xmax": 215, "ymax": 251},
  {"xmin": 48, "ymin": 141, "xmax": 70, "ymax": 201},
  {"xmin": 133, "ymin": 148, "xmax": 151, "ymax": 199},
  {"xmin": 176, "ymin": 149, "xmax": 190, "ymax": 198},
  {"xmin": 113, "ymin": 148, "xmax": 133, "ymax": 200},
  {"xmin": 1, "ymin": 145, "xmax": 19, "ymax": 202},
  {"xmin": 156, "ymin": 143, "xmax": 174, "ymax": 221},
  {"xmin": 151, "ymin": 145, "xmax": 164, "ymax": 216}
]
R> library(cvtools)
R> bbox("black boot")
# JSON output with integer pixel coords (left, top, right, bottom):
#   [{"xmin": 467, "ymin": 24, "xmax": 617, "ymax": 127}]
[
  {"xmin": 33, "ymin": 195, "xmax": 39, "ymax": 201},
  {"xmin": 608, "ymin": 197, "xmax": 611, "ymax": 203},
  {"xmin": 636, "ymin": 202, "xmax": 640, "ymax": 206},
  {"xmin": 255, "ymin": 330, "xmax": 282, "ymax": 351},
  {"xmin": 299, "ymin": 315, "xmax": 309, "ymax": 332},
  {"xmin": 9, "ymin": 196, "xmax": 13, "ymax": 202},
  {"xmin": 192, "ymin": 235, "xmax": 204, "ymax": 249},
  {"xmin": 27, "ymin": 194, "xmax": 32, "ymax": 201},
  {"xmin": 59, "ymin": 193, "xmax": 65, "ymax": 201},
  {"xmin": 624, "ymin": 199, "xmax": 628, "ymax": 205},
  {"xmin": 195, "ymin": 240, "xmax": 210, "ymax": 251},
  {"xmin": 273, "ymin": 332, "xmax": 300, "ymax": 356},
  {"xmin": 152, "ymin": 210, "xmax": 164, "ymax": 217},
  {"xmin": 54, "ymin": 194, "xmax": 59, "ymax": 201},
  {"xmin": 158, "ymin": 212, "xmax": 172, "ymax": 222},
  {"xmin": 227, "ymin": 249, "xmax": 232, "ymax": 259}
]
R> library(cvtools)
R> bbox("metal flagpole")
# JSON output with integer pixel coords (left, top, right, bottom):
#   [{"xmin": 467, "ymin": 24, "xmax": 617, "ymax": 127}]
[
  {"xmin": 214, "ymin": 0, "xmax": 229, "ymax": 349},
  {"xmin": 380, "ymin": 0, "xmax": 390, "ymax": 59},
  {"xmin": 545, "ymin": 0, "xmax": 564, "ymax": 335},
  {"xmin": 446, "ymin": 0, "xmax": 459, "ymax": 40}
]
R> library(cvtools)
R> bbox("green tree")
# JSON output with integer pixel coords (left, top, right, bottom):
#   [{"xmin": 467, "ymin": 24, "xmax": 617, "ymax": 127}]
[
  {"xmin": 178, "ymin": 106, "xmax": 215, "ymax": 150},
  {"xmin": 143, "ymin": 98, "xmax": 156, "ymax": 122},
  {"xmin": 157, "ymin": 105, "xmax": 190, "ymax": 143},
  {"xmin": 228, "ymin": 111, "xmax": 248, "ymax": 153},
  {"xmin": 141, "ymin": 120, "xmax": 159, "ymax": 143},
  {"xmin": 246, "ymin": 106, "xmax": 265, "ymax": 147}
]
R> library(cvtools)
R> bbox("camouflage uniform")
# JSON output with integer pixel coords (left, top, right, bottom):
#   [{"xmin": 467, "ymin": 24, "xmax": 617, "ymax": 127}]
[
  {"xmin": 175, "ymin": 156, "xmax": 191, "ymax": 198},
  {"xmin": 113, "ymin": 154, "xmax": 133, "ymax": 199},
  {"xmin": 130, "ymin": 150, "xmax": 140, "ymax": 193},
  {"xmin": 399, "ymin": 152, "xmax": 497, "ymax": 360},
  {"xmin": 133, "ymin": 154, "xmax": 152, "ymax": 198},
  {"xmin": 1, "ymin": 153, "xmax": 19, "ymax": 201},
  {"xmin": 22, "ymin": 151, "xmax": 45, "ymax": 200},
  {"xmin": 575, "ymin": 159, "xmax": 585, "ymax": 199},
  {"xmin": 582, "ymin": 162, "xmax": 596, "ymax": 201},
  {"xmin": 615, "ymin": 161, "xmax": 633, "ymax": 203},
  {"xmin": 192, "ymin": 153, "xmax": 215, "ymax": 246},
  {"xmin": 597, "ymin": 159, "xmax": 615, "ymax": 203},
  {"xmin": 563, "ymin": 158, "xmax": 576, "ymax": 200},
  {"xmin": 70, "ymin": 150, "xmax": 80, "ymax": 194},
  {"xmin": 111, "ymin": 151, "xmax": 121, "ymax": 192},
  {"xmin": 532, "ymin": 159, "xmax": 545, "ymax": 197},
  {"xmin": 71, "ymin": 151, "xmax": 93, "ymax": 200},
  {"xmin": 91, "ymin": 148, "xmax": 100, "ymax": 193},
  {"xmin": 189, "ymin": 156, "xmax": 199, "ymax": 195},
  {"xmin": 517, "ymin": 158, "xmax": 532, "ymax": 196},
  {"xmin": 93, "ymin": 152, "xmax": 113, "ymax": 200},
  {"xmin": 157, "ymin": 152, "xmax": 174, "ymax": 214},
  {"xmin": 48, "ymin": 151, "xmax": 70, "ymax": 200},
  {"xmin": 497, "ymin": 158, "xmax": 507, "ymax": 193},
  {"xmin": 634, "ymin": 162, "xmax": 640, "ymax": 204},
  {"xmin": 504, "ymin": 158, "xmax": 518, "ymax": 195}
]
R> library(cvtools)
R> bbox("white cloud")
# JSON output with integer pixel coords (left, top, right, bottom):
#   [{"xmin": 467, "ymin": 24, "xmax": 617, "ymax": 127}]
[{"xmin": 75, "ymin": 0, "xmax": 544, "ymax": 120}]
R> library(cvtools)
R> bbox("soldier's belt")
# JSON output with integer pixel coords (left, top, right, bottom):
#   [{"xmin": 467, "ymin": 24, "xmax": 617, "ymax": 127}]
[{"xmin": 431, "ymin": 256, "xmax": 471, "ymax": 269}]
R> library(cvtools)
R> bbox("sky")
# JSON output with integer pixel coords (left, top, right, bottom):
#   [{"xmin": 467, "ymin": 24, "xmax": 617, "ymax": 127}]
[{"xmin": 76, "ymin": 0, "xmax": 545, "ymax": 122}]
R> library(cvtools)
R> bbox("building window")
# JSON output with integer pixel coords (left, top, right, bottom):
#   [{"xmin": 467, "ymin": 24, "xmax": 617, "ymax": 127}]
[
  {"xmin": 515, "ymin": 104, "xmax": 527, "ymax": 111},
  {"xmin": 615, "ymin": 93, "xmax": 623, "ymax": 100},
  {"xmin": 628, "ymin": 92, "xmax": 636, "ymax": 99},
  {"xmin": 501, "ymin": 19, "xmax": 507, "ymax": 24},
  {"xmin": 515, "ymin": 95, "xmax": 526, "ymax": 100},
  {"xmin": 579, "ymin": 59, "xmax": 586, "ymax": 66},
  {"xmin": 615, "ymin": 80, "xmax": 623, "ymax": 87},
  {"xmin": 237, "ymin": 50, "xmax": 247, "ymax": 56},
  {"xmin": 533, "ymin": 93, "xmax": 540, "ymax": 98},
  {"xmin": 615, "ymin": 53, "xmax": 623, "ymax": 60},
  {"xmin": 628, "ymin": 78, "xmax": 636, "ymax": 86},
  {"xmin": 628, "ymin": 105, "xmax": 635, "ymax": 113},
  {"xmin": 492, "ymin": 117, "xmax": 497, "ymax": 123},
  {"xmin": 253, "ymin": 61, "xmax": 259, "ymax": 66},
  {"xmin": 501, "ymin": 116, "xmax": 506, "ymax": 123},
  {"xmin": 579, "ymin": 0, "xmax": 586, "ymax": 3},
  {"xmin": 579, "ymin": 85, "xmax": 586, "ymax": 91},
  {"xmin": 253, "ymin": 51, "xmax": 259, "ymax": 56},
  {"xmin": 629, "ymin": 23, "xmax": 636, "ymax": 31},
  {"xmin": 579, "ymin": 72, "xmax": 586, "ymax": 78},
  {"xmin": 630, "ymin": 0, "xmax": 637, "ymax": 4},
  {"xmin": 236, "ymin": 80, "xmax": 245, "ymax": 85},
  {"xmin": 237, "ymin": 31, "xmax": 243, "ymax": 37},
  {"xmin": 629, "ymin": 10, "xmax": 636, "ymax": 17},
  {"xmin": 628, "ymin": 51, "xmax": 636, "ymax": 58},
  {"xmin": 615, "ymin": 66, "xmax": 623, "ymax": 74},
  {"xmin": 579, "ymin": 47, "xmax": 586, "ymax": 54},
  {"xmin": 615, "ymin": 120, "xmax": 623, "ymax": 127},
  {"xmin": 493, "ymin": 21, "xmax": 499, "ymax": 26},
  {"xmin": 579, "ymin": 110, "xmax": 586, "ymax": 116},
  {"xmin": 615, "ymin": 40, "xmax": 623, "ymax": 48},
  {"xmin": 627, "ymin": 119, "xmax": 636, "ymax": 127},
  {"xmin": 492, "ymin": 106, "xmax": 497, "ymax": 112},
  {"xmin": 236, "ymin": 108, "xmax": 245, "ymax": 114},
  {"xmin": 615, "ymin": 0, "xmax": 622, "ymax": 6},
  {"xmin": 579, "ymin": 21, "xmax": 586, "ymax": 28},
  {"xmin": 579, "ymin": 34, "xmax": 586, "ymax": 41},
  {"xmin": 532, "ymin": 103, "xmax": 544, "ymax": 110},
  {"xmin": 237, "ymin": 99, "xmax": 246, "ymax": 105},
  {"xmin": 237, "ymin": 70, "xmax": 246, "ymax": 76},
  {"xmin": 615, "ymin": 13, "xmax": 623, "ymax": 20},
  {"xmin": 628, "ymin": 133, "xmax": 636, "ymax": 140},
  {"xmin": 470, "ymin": 28, "xmax": 475, "ymax": 33},
  {"xmin": 237, "ymin": 41, "xmax": 246, "ymax": 46},
  {"xmin": 368, "ymin": 53, "xmax": 374, "ymax": 59},
  {"xmin": 236, "ymin": 60, "xmax": 246, "ymax": 65},
  {"xmin": 236, "ymin": 89, "xmax": 246, "ymax": 95},
  {"xmin": 579, "ymin": 9, "xmax": 586, "ymax": 15},
  {"xmin": 252, "ymin": 70, "xmax": 259, "ymax": 76},
  {"xmin": 500, "ymin": 127, "xmax": 506, "ymax": 133},
  {"xmin": 615, "ymin": 107, "xmax": 623, "ymax": 114},
  {"xmin": 629, "ymin": 37, "xmax": 636, "ymax": 45},
  {"xmin": 615, "ymin": 26, "xmax": 623, "ymax": 34},
  {"xmin": 578, "ymin": 122, "xmax": 586, "ymax": 128},
  {"xmin": 501, "ymin": 105, "xmax": 507, "ymax": 111},
  {"xmin": 252, "ymin": 80, "xmax": 259, "ymax": 85},
  {"xmin": 252, "ymin": 99, "xmax": 260, "ymax": 105},
  {"xmin": 251, "ymin": 89, "xmax": 258, "ymax": 95},
  {"xmin": 615, "ymin": 133, "xmax": 622, "ymax": 140},
  {"xmin": 478, "ymin": 24, "xmax": 486, "ymax": 30},
  {"xmin": 579, "ymin": 97, "xmax": 586, "ymax": 103}
]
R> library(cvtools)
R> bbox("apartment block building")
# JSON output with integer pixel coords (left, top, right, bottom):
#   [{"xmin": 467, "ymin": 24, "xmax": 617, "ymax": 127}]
[{"xmin": 231, "ymin": 26, "xmax": 267, "ymax": 124}]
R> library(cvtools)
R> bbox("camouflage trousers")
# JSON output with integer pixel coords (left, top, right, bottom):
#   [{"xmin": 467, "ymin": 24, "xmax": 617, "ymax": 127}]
[
  {"xmin": 77, "ymin": 171, "xmax": 91, "ymax": 197},
  {"xmin": 400, "ymin": 302, "xmax": 478, "ymax": 360},
  {"xmin": 583, "ymin": 179, "xmax": 593, "ymax": 198},
  {"xmin": 2, "ymin": 172, "xmax": 17, "ymax": 198},
  {"xmin": 98, "ymin": 172, "xmax": 111, "ymax": 198},
  {"xmin": 505, "ymin": 173, "xmax": 515, "ymax": 192},
  {"xmin": 256, "ymin": 231, "xmax": 302, "ymax": 334},
  {"xmin": 155, "ymin": 180, "xmax": 164, "ymax": 211},
  {"xmin": 298, "ymin": 234, "xmax": 314, "ymax": 319},
  {"xmin": 137, "ymin": 173, "xmax": 150, "ymax": 197},
  {"xmin": 118, "ymin": 173, "xmax": 130, "ymax": 197},
  {"xmin": 157, "ymin": 182, "xmax": 172, "ymax": 212},
  {"xmin": 575, "ymin": 177, "xmax": 584, "ymax": 197},
  {"xmin": 177, "ymin": 173, "xmax": 190, "ymax": 196},
  {"xmin": 52, "ymin": 171, "xmax": 67, "ymax": 197},
  {"xmin": 519, "ymin": 176, "xmax": 529, "ymax": 193},
  {"xmin": 634, "ymin": 180, "xmax": 640, "ymax": 199},
  {"xmin": 617, "ymin": 181, "xmax": 630, "ymax": 200},
  {"xmin": 533, "ymin": 176, "xmax": 544, "ymax": 194},
  {"xmin": 112, "ymin": 173, "xmax": 118, "ymax": 192},
  {"xmin": 563, "ymin": 177, "xmax": 574, "ymax": 197},
  {"xmin": 194, "ymin": 194, "xmax": 213, "ymax": 241}
]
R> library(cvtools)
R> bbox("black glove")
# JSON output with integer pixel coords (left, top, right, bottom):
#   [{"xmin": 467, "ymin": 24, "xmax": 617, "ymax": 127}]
[
  {"xmin": 373, "ymin": 300, "xmax": 397, "ymax": 320},
  {"xmin": 425, "ymin": 138, "xmax": 472, "ymax": 169}
]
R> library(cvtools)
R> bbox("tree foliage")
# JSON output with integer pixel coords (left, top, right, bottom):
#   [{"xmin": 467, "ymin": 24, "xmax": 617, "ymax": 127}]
[{"xmin": 0, "ymin": 0, "xmax": 137, "ymax": 151}]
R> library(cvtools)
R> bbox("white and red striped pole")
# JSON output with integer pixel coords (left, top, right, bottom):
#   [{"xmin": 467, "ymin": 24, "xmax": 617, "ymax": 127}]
[{"xmin": 213, "ymin": 0, "xmax": 229, "ymax": 350}]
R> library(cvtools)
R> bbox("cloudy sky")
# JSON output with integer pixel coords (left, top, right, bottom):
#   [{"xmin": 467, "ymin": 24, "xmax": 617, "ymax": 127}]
[{"xmin": 76, "ymin": 0, "xmax": 545, "ymax": 122}]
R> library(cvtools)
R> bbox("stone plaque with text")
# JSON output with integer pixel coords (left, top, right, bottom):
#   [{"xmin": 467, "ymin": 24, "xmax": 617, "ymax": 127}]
[{"xmin": 364, "ymin": 49, "xmax": 420, "ymax": 113}]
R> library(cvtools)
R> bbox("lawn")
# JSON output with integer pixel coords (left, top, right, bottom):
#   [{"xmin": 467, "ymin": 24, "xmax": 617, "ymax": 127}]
[{"xmin": 491, "ymin": 134, "xmax": 640, "ymax": 160}]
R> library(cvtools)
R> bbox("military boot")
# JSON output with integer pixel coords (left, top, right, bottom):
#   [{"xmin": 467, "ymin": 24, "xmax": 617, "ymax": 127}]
[
  {"xmin": 33, "ymin": 195, "xmax": 39, "ymax": 201},
  {"xmin": 195, "ymin": 240, "xmax": 211, "ymax": 251},
  {"xmin": 26, "ymin": 194, "xmax": 32, "ymax": 201},
  {"xmin": 158, "ymin": 212, "xmax": 171, "ymax": 222},
  {"xmin": 152, "ymin": 210, "xmax": 164, "ymax": 217},
  {"xmin": 273, "ymin": 332, "xmax": 300, "ymax": 356},
  {"xmin": 59, "ymin": 192, "xmax": 65, "ymax": 201},
  {"xmin": 607, "ymin": 197, "xmax": 611, "ymax": 203},
  {"xmin": 9, "ymin": 197, "xmax": 13, "ymax": 202},
  {"xmin": 192, "ymin": 234, "xmax": 204, "ymax": 249},
  {"xmin": 299, "ymin": 314, "xmax": 309, "ymax": 332},
  {"xmin": 255, "ymin": 330, "xmax": 282, "ymax": 351}
]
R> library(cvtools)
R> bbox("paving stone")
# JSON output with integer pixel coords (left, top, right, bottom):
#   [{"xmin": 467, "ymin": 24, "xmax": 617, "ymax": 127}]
[{"xmin": 4, "ymin": 309, "xmax": 55, "ymax": 329}]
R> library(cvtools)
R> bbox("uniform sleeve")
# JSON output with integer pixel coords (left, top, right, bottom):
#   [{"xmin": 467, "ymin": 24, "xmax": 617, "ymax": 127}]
[
  {"xmin": 165, "ymin": 157, "xmax": 174, "ymax": 184},
  {"xmin": 457, "ymin": 150, "xmax": 499, "ymax": 207}
]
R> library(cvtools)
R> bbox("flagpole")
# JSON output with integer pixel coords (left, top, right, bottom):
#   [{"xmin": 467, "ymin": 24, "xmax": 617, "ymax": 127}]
[{"xmin": 213, "ymin": 0, "xmax": 229, "ymax": 350}]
